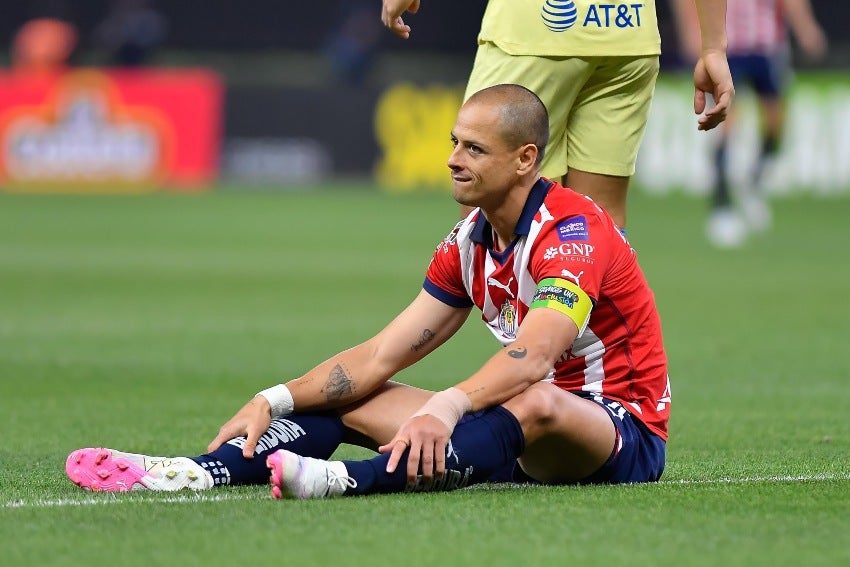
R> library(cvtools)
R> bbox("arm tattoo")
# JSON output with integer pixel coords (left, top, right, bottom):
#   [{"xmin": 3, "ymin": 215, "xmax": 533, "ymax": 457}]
[
  {"xmin": 321, "ymin": 364, "xmax": 355, "ymax": 401},
  {"xmin": 410, "ymin": 329, "xmax": 436, "ymax": 352},
  {"xmin": 506, "ymin": 346, "xmax": 527, "ymax": 359}
]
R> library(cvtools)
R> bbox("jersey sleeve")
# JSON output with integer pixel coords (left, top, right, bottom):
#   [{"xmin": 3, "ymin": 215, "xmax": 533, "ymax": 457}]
[
  {"xmin": 423, "ymin": 221, "xmax": 474, "ymax": 308},
  {"xmin": 528, "ymin": 210, "xmax": 615, "ymax": 316}
]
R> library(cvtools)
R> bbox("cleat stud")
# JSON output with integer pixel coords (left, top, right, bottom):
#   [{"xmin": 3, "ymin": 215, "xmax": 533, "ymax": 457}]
[
  {"xmin": 74, "ymin": 451, "xmax": 83, "ymax": 464},
  {"xmin": 187, "ymin": 472, "xmax": 198, "ymax": 481},
  {"xmin": 165, "ymin": 470, "xmax": 177, "ymax": 480},
  {"xmin": 116, "ymin": 462, "xmax": 129, "ymax": 471},
  {"xmin": 97, "ymin": 469, "xmax": 110, "ymax": 479}
]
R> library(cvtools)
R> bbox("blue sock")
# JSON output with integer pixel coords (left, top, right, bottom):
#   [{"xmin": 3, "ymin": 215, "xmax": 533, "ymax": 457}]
[
  {"xmin": 343, "ymin": 405, "xmax": 525, "ymax": 495},
  {"xmin": 192, "ymin": 412, "xmax": 346, "ymax": 486}
]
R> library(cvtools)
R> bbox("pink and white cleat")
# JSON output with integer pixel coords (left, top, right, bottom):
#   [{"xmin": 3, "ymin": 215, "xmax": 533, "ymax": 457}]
[
  {"xmin": 266, "ymin": 449, "xmax": 356, "ymax": 500},
  {"xmin": 66, "ymin": 448, "xmax": 213, "ymax": 492}
]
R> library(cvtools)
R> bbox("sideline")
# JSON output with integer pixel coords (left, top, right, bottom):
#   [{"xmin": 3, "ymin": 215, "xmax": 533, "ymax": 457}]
[{"xmin": 5, "ymin": 473, "xmax": 849, "ymax": 510}]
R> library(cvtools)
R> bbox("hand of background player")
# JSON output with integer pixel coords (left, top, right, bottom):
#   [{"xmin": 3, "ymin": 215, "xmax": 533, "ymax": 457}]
[
  {"xmin": 381, "ymin": 0, "xmax": 420, "ymax": 39},
  {"xmin": 692, "ymin": 49, "xmax": 735, "ymax": 131},
  {"xmin": 379, "ymin": 413, "xmax": 450, "ymax": 488},
  {"xmin": 207, "ymin": 396, "xmax": 272, "ymax": 459}
]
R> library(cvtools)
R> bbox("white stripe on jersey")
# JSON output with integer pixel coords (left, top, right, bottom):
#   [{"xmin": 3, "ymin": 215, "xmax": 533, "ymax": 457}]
[{"xmin": 573, "ymin": 329, "xmax": 606, "ymax": 393}]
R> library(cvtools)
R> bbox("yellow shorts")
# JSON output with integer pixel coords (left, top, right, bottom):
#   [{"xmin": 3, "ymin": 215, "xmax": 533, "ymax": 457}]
[{"xmin": 464, "ymin": 42, "xmax": 660, "ymax": 179}]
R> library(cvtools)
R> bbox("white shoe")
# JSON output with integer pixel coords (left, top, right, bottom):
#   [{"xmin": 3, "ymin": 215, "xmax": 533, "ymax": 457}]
[
  {"xmin": 706, "ymin": 208, "xmax": 747, "ymax": 249},
  {"xmin": 66, "ymin": 448, "xmax": 214, "ymax": 492},
  {"xmin": 740, "ymin": 193, "xmax": 772, "ymax": 233},
  {"xmin": 266, "ymin": 449, "xmax": 356, "ymax": 499}
]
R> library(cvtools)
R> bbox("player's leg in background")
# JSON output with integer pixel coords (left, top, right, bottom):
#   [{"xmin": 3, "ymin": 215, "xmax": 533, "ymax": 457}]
[
  {"xmin": 739, "ymin": 50, "xmax": 789, "ymax": 234},
  {"xmin": 706, "ymin": 56, "xmax": 748, "ymax": 248},
  {"xmin": 563, "ymin": 170, "xmax": 630, "ymax": 229},
  {"xmin": 706, "ymin": 116, "xmax": 747, "ymax": 248},
  {"xmin": 563, "ymin": 56, "xmax": 659, "ymax": 230}
]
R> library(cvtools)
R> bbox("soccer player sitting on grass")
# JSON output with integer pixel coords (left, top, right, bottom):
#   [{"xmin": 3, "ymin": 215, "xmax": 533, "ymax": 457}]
[{"xmin": 66, "ymin": 84, "xmax": 670, "ymax": 498}]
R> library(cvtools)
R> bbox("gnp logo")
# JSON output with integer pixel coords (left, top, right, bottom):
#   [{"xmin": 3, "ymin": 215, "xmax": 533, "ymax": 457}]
[
  {"xmin": 543, "ymin": 242, "xmax": 596, "ymax": 264},
  {"xmin": 0, "ymin": 71, "xmax": 173, "ymax": 188},
  {"xmin": 542, "ymin": 1, "xmax": 646, "ymax": 32}
]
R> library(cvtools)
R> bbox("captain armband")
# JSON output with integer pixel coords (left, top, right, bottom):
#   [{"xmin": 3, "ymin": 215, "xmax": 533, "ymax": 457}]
[{"xmin": 529, "ymin": 277, "xmax": 593, "ymax": 336}]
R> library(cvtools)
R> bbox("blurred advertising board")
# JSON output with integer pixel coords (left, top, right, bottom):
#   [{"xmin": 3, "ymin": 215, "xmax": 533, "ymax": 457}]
[
  {"xmin": 638, "ymin": 73, "xmax": 850, "ymax": 197},
  {"xmin": 0, "ymin": 68, "xmax": 222, "ymax": 192},
  {"xmin": 369, "ymin": 75, "xmax": 850, "ymax": 195}
]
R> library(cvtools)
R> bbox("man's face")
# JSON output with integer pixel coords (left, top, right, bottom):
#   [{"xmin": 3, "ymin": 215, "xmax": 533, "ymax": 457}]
[{"xmin": 447, "ymin": 101, "xmax": 522, "ymax": 209}]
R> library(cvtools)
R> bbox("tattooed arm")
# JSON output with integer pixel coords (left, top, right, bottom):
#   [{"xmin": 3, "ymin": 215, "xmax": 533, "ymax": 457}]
[
  {"xmin": 285, "ymin": 289, "xmax": 470, "ymax": 410},
  {"xmin": 208, "ymin": 290, "xmax": 470, "ymax": 456},
  {"xmin": 455, "ymin": 306, "xmax": 578, "ymax": 411}
]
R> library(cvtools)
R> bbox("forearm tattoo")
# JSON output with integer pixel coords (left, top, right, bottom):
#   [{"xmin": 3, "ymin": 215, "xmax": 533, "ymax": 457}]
[
  {"xmin": 410, "ymin": 329, "xmax": 436, "ymax": 352},
  {"xmin": 506, "ymin": 346, "xmax": 527, "ymax": 359},
  {"xmin": 321, "ymin": 363, "xmax": 355, "ymax": 401}
]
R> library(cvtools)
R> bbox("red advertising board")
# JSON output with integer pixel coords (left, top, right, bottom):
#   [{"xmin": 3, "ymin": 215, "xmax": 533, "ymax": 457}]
[{"xmin": 0, "ymin": 68, "xmax": 222, "ymax": 192}]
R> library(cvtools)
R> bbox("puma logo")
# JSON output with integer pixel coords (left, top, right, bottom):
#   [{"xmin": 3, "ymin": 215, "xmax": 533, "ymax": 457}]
[
  {"xmin": 560, "ymin": 269, "xmax": 584, "ymax": 286},
  {"xmin": 487, "ymin": 276, "xmax": 515, "ymax": 298}
]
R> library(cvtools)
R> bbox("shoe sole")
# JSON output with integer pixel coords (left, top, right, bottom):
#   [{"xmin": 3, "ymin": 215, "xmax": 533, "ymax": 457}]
[
  {"xmin": 66, "ymin": 448, "xmax": 149, "ymax": 492},
  {"xmin": 266, "ymin": 450, "xmax": 286, "ymax": 499}
]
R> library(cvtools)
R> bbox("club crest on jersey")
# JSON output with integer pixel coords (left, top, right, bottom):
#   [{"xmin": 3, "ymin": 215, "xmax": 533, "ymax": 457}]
[
  {"xmin": 556, "ymin": 216, "xmax": 589, "ymax": 241},
  {"xmin": 498, "ymin": 299, "xmax": 518, "ymax": 339}
]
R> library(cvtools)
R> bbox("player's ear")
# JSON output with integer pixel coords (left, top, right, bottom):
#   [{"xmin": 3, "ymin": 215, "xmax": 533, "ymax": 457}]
[{"xmin": 516, "ymin": 143, "xmax": 538, "ymax": 175}]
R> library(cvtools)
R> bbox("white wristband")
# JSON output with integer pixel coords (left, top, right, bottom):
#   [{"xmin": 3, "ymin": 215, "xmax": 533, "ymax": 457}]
[
  {"xmin": 255, "ymin": 384, "xmax": 295, "ymax": 417},
  {"xmin": 412, "ymin": 387, "xmax": 472, "ymax": 434}
]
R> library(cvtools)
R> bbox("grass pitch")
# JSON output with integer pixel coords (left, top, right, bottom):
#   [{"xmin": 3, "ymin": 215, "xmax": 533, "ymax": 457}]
[{"xmin": 1, "ymin": 186, "xmax": 848, "ymax": 566}]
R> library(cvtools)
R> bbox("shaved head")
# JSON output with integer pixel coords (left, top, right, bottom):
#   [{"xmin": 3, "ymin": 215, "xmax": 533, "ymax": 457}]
[{"xmin": 465, "ymin": 84, "xmax": 550, "ymax": 164}]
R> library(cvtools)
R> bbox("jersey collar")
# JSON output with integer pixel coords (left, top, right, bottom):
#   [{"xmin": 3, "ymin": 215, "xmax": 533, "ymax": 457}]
[{"xmin": 470, "ymin": 177, "xmax": 555, "ymax": 244}]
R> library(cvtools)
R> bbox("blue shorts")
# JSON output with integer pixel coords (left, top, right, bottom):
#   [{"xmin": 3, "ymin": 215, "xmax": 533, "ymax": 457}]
[
  {"xmin": 576, "ymin": 393, "xmax": 666, "ymax": 485},
  {"xmin": 728, "ymin": 52, "xmax": 790, "ymax": 98},
  {"xmin": 488, "ymin": 393, "xmax": 666, "ymax": 485}
]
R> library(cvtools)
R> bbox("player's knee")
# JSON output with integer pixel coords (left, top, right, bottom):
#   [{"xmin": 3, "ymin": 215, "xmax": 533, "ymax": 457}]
[{"xmin": 503, "ymin": 382, "xmax": 560, "ymax": 433}]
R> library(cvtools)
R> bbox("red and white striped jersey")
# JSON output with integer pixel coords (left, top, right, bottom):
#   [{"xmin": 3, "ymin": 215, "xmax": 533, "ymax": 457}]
[
  {"xmin": 726, "ymin": 0, "xmax": 787, "ymax": 54},
  {"xmin": 424, "ymin": 179, "xmax": 670, "ymax": 439}
]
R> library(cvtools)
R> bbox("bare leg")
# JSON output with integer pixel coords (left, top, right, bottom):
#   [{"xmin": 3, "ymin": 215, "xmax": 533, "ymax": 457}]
[
  {"xmin": 339, "ymin": 381, "xmax": 433, "ymax": 450},
  {"xmin": 501, "ymin": 382, "xmax": 616, "ymax": 483},
  {"xmin": 564, "ymin": 169, "xmax": 631, "ymax": 229}
]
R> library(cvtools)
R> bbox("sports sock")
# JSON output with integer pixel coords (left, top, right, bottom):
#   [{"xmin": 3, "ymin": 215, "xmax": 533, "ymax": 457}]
[
  {"xmin": 712, "ymin": 141, "xmax": 731, "ymax": 209},
  {"xmin": 343, "ymin": 405, "xmax": 525, "ymax": 495},
  {"xmin": 753, "ymin": 134, "xmax": 780, "ymax": 189},
  {"xmin": 192, "ymin": 412, "xmax": 346, "ymax": 486}
]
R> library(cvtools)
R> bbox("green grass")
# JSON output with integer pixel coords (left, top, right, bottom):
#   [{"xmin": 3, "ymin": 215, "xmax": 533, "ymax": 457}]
[{"xmin": 1, "ymin": 186, "xmax": 848, "ymax": 566}]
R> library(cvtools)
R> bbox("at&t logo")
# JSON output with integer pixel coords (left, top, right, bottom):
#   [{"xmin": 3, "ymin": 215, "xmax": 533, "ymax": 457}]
[{"xmin": 542, "ymin": 0, "xmax": 578, "ymax": 32}]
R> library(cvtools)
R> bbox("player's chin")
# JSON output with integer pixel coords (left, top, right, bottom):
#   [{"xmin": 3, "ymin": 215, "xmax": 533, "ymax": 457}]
[
  {"xmin": 452, "ymin": 176, "xmax": 474, "ymax": 195},
  {"xmin": 452, "ymin": 184, "xmax": 475, "ymax": 206}
]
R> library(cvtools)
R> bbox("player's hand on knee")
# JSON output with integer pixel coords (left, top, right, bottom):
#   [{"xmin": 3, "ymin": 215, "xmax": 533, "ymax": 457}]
[
  {"xmin": 207, "ymin": 396, "xmax": 272, "ymax": 459},
  {"xmin": 379, "ymin": 414, "xmax": 450, "ymax": 487}
]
